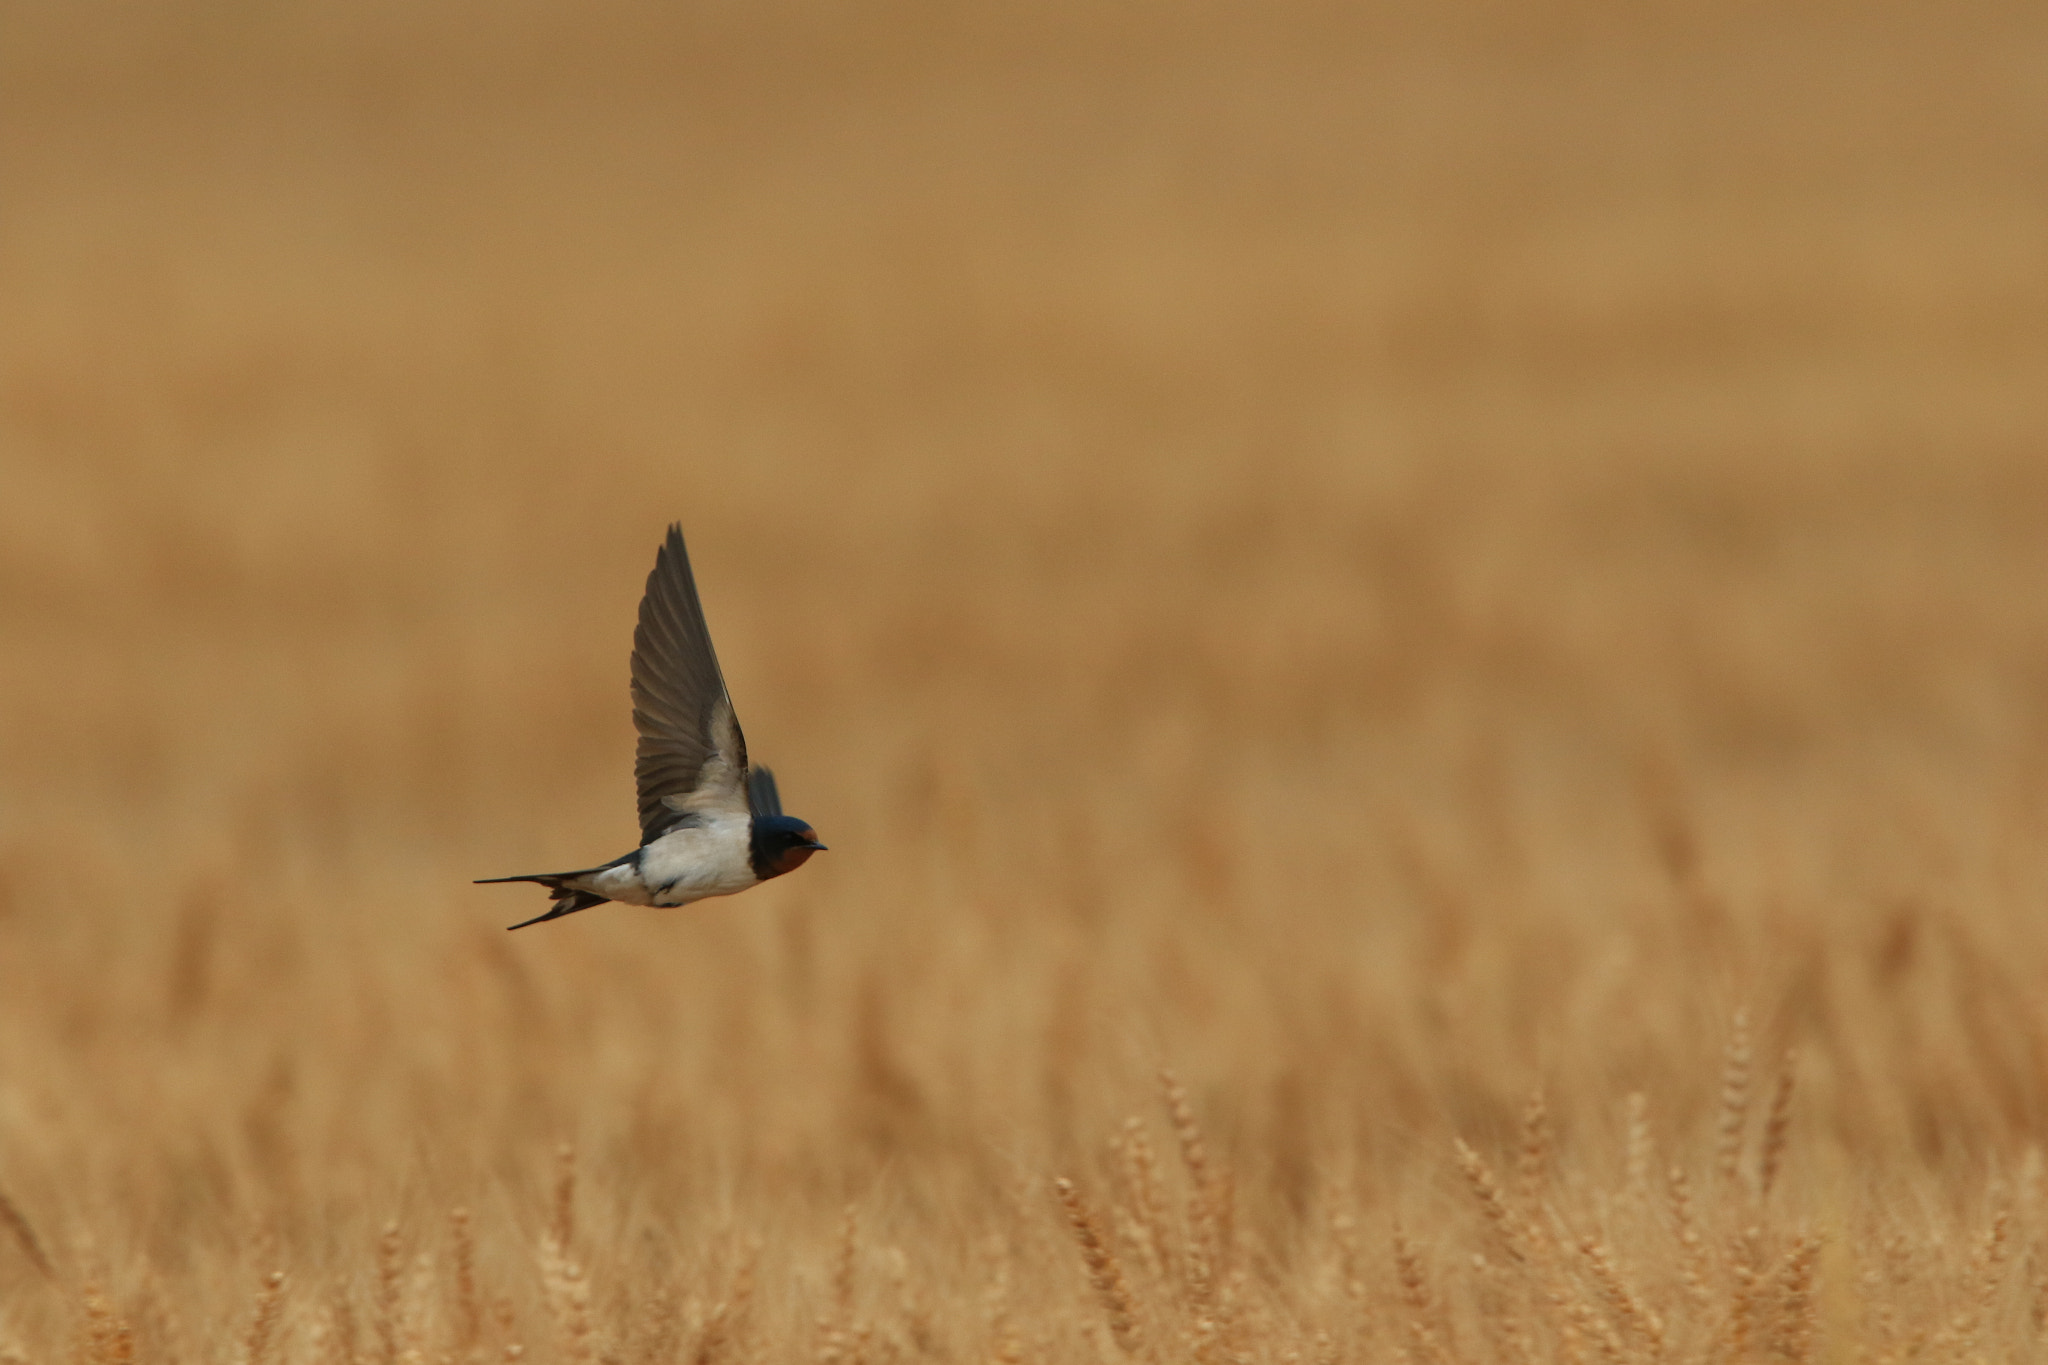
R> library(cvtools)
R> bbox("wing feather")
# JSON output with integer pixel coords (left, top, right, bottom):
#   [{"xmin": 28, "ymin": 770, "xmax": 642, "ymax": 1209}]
[
  {"xmin": 630, "ymin": 524, "xmax": 750, "ymax": 842},
  {"xmin": 747, "ymin": 765, "xmax": 782, "ymax": 817}
]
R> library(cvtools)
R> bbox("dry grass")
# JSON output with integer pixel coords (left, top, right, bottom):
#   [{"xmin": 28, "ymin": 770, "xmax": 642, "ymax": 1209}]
[{"xmin": 4, "ymin": 0, "xmax": 2048, "ymax": 1359}]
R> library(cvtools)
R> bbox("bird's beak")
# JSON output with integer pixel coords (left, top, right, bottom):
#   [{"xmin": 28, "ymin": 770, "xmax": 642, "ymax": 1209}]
[{"xmin": 803, "ymin": 840, "xmax": 828, "ymax": 852}]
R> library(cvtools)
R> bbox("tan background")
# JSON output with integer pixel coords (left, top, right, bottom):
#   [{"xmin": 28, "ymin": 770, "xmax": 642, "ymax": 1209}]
[{"xmin": 3, "ymin": 1, "xmax": 2047, "ymax": 1358}]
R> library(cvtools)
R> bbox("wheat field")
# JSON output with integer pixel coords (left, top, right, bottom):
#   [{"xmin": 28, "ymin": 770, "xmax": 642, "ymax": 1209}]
[{"xmin": 4, "ymin": 0, "xmax": 2048, "ymax": 1360}]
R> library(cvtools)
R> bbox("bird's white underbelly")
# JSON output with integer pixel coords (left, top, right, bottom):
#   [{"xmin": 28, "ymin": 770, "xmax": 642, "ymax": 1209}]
[{"xmin": 581, "ymin": 812, "xmax": 756, "ymax": 907}]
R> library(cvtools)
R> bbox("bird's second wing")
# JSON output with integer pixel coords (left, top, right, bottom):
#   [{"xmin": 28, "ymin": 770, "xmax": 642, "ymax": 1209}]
[
  {"xmin": 747, "ymin": 765, "xmax": 782, "ymax": 817},
  {"xmin": 631, "ymin": 524, "xmax": 750, "ymax": 842}
]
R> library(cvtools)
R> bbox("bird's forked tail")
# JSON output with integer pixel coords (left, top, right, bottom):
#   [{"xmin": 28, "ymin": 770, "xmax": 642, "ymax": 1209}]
[{"xmin": 473, "ymin": 873, "xmax": 610, "ymax": 930}]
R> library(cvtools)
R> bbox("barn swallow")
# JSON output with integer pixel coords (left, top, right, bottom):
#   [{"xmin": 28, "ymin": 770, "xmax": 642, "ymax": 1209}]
[{"xmin": 477, "ymin": 524, "xmax": 825, "ymax": 929}]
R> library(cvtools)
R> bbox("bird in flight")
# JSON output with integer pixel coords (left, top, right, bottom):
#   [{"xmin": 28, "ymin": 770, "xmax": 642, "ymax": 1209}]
[{"xmin": 478, "ymin": 524, "xmax": 825, "ymax": 929}]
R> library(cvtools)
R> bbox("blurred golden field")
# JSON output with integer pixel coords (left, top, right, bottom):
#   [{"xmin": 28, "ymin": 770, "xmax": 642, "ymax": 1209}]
[{"xmin": 5, "ymin": 0, "xmax": 2048, "ymax": 1359}]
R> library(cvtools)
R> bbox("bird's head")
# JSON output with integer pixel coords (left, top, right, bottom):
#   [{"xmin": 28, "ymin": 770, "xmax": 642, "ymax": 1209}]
[{"xmin": 750, "ymin": 814, "xmax": 827, "ymax": 880}]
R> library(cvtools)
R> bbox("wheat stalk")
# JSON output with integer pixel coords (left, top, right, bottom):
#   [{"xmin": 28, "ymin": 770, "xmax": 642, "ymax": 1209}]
[
  {"xmin": 1160, "ymin": 1069, "xmax": 1225, "ymax": 1310},
  {"xmin": 1758, "ymin": 1053, "xmax": 1796, "ymax": 1200},
  {"xmin": 1055, "ymin": 1177, "xmax": 1145, "ymax": 1356},
  {"xmin": 537, "ymin": 1235, "xmax": 596, "ymax": 1365},
  {"xmin": 1717, "ymin": 1010, "xmax": 1753, "ymax": 1191},
  {"xmin": 240, "ymin": 1271, "xmax": 286, "ymax": 1365}
]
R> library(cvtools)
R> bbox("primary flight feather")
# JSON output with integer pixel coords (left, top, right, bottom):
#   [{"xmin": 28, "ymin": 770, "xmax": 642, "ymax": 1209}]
[{"xmin": 477, "ymin": 524, "xmax": 825, "ymax": 929}]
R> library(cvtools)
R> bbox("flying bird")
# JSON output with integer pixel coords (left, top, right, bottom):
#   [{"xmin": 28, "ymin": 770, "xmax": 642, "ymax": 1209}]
[{"xmin": 478, "ymin": 524, "xmax": 825, "ymax": 929}]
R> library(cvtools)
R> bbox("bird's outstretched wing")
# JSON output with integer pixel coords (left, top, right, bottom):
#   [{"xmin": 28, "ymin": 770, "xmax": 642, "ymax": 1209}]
[
  {"xmin": 631, "ymin": 524, "xmax": 750, "ymax": 842},
  {"xmin": 747, "ymin": 765, "xmax": 782, "ymax": 817}
]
